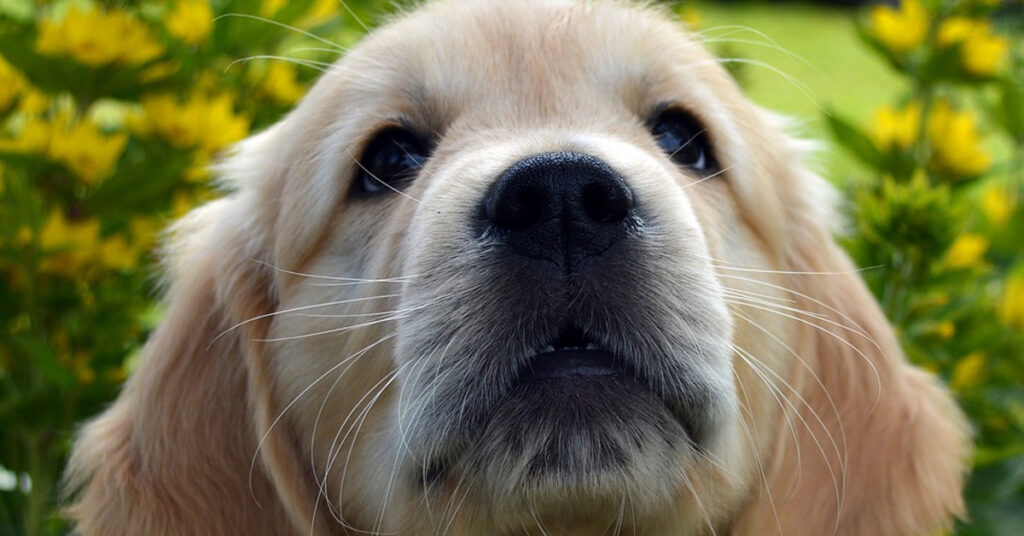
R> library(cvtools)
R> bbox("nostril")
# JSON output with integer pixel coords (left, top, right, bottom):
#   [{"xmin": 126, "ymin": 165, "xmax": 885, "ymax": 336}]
[
  {"xmin": 479, "ymin": 152, "xmax": 638, "ymax": 269},
  {"xmin": 581, "ymin": 181, "xmax": 631, "ymax": 224},
  {"xmin": 489, "ymin": 183, "xmax": 547, "ymax": 231}
]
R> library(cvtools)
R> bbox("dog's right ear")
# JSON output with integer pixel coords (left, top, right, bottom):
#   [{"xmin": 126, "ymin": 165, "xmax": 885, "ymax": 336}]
[{"xmin": 63, "ymin": 126, "xmax": 331, "ymax": 535}]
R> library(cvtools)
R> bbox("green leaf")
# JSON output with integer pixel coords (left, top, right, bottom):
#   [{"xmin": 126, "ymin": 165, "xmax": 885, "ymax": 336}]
[
  {"xmin": 824, "ymin": 111, "xmax": 886, "ymax": 171},
  {"xmin": 996, "ymin": 76, "xmax": 1024, "ymax": 140}
]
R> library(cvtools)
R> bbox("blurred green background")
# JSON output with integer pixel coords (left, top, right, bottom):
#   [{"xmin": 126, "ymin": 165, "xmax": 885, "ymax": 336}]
[{"xmin": 0, "ymin": 0, "xmax": 1021, "ymax": 534}]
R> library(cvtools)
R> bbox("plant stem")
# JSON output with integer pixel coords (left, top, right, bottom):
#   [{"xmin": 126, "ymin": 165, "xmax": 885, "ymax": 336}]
[{"xmin": 25, "ymin": 432, "xmax": 51, "ymax": 536}]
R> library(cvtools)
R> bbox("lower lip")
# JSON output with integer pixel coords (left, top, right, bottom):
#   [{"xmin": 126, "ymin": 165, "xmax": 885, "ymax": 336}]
[{"xmin": 520, "ymin": 349, "xmax": 620, "ymax": 381}]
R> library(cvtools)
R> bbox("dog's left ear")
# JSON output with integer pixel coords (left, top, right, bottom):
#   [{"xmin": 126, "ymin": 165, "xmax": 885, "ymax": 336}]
[
  {"xmin": 732, "ymin": 129, "xmax": 971, "ymax": 535},
  {"xmin": 63, "ymin": 126, "xmax": 333, "ymax": 535}
]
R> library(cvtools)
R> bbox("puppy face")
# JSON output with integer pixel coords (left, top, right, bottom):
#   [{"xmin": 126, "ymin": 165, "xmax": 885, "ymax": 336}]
[
  {"xmin": 66, "ymin": 1, "xmax": 969, "ymax": 535},
  {"xmin": 267, "ymin": 1, "xmax": 795, "ymax": 532}
]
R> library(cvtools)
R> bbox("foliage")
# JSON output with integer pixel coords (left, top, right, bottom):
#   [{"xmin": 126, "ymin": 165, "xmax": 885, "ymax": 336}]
[
  {"xmin": 0, "ymin": 0, "xmax": 1021, "ymax": 535},
  {"xmin": 0, "ymin": 0, "xmax": 379, "ymax": 533},
  {"xmin": 828, "ymin": 0, "xmax": 1024, "ymax": 534}
]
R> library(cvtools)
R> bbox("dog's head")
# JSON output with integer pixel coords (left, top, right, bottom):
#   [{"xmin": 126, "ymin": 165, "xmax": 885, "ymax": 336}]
[{"xmin": 66, "ymin": 2, "xmax": 970, "ymax": 535}]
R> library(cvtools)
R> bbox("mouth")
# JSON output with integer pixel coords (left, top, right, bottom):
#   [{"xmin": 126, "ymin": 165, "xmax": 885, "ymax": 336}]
[{"xmin": 518, "ymin": 325, "xmax": 627, "ymax": 382}]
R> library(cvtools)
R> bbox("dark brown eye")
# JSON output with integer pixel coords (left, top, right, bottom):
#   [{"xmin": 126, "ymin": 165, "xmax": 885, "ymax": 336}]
[
  {"xmin": 353, "ymin": 127, "xmax": 430, "ymax": 196},
  {"xmin": 649, "ymin": 109, "xmax": 716, "ymax": 173}
]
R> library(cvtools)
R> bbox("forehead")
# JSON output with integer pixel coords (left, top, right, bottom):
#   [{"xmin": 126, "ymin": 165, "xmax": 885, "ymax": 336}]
[{"xmin": 322, "ymin": 0, "xmax": 723, "ymax": 128}]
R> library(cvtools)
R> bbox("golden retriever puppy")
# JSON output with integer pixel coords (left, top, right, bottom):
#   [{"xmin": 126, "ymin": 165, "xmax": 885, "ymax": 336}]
[{"xmin": 64, "ymin": 1, "xmax": 970, "ymax": 534}]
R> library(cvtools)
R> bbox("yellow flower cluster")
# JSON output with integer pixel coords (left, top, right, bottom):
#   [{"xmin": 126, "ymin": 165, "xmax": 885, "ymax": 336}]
[
  {"xmin": 944, "ymin": 233, "xmax": 989, "ymax": 269},
  {"xmin": 261, "ymin": 0, "xmax": 339, "ymax": 25},
  {"xmin": 38, "ymin": 210, "xmax": 152, "ymax": 275},
  {"xmin": 1000, "ymin": 274, "xmax": 1024, "ymax": 331},
  {"xmin": 36, "ymin": 7, "xmax": 163, "ymax": 67},
  {"xmin": 872, "ymin": 102, "xmax": 922, "ymax": 151},
  {"xmin": 0, "ymin": 55, "xmax": 26, "ymax": 111},
  {"xmin": 872, "ymin": 100, "xmax": 990, "ymax": 177},
  {"xmin": 261, "ymin": 62, "xmax": 307, "ymax": 104},
  {"xmin": 166, "ymin": 0, "xmax": 214, "ymax": 46},
  {"xmin": 951, "ymin": 351, "xmax": 986, "ymax": 392},
  {"xmin": 981, "ymin": 183, "xmax": 1015, "ymax": 227},
  {"xmin": 927, "ymin": 100, "xmax": 991, "ymax": 177},
  {"xmin": 937, "ymin": 17, "xmax": 1009, "ymax": 76},
  {"xmin": 869, "ymin": 0, "xmax": 927, "ymax": 54},
  {"xmin": 0, "ymin": 110, "xmax": 127, "ymax": 185},
  {"xmin": 137, "ymin": 92, "xmax": 250, "ymax": 155}
]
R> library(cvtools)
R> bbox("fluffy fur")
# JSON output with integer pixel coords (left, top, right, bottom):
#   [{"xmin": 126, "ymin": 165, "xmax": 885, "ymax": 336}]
[{"xmin": 65, "ymin": 1, "xmax": 970, "ymax": 535}]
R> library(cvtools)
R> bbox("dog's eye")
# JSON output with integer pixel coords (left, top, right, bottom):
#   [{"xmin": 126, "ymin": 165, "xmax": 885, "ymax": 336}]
[
  {"xmin": 354, "ymin": 127, "xmax": 429, "ymax": 196},
  {"xmin": 649, "ymin": 109, "xmax": 716, "ymax": 172}
]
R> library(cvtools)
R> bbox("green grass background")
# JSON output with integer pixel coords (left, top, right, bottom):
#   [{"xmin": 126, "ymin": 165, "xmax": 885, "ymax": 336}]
[{"xmin": 693, "ymin": 2, "xmax": 908, "ymax": 181}]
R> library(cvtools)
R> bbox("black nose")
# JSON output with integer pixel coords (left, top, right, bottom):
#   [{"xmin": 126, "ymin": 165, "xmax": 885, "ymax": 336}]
[{"xmin": 481, "ymin": 152, "xmax": 636, "ymax": 272}]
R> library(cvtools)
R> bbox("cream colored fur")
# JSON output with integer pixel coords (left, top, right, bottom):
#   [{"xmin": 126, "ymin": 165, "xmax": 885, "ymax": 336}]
[{"xmin": 64, "ymin": 1, "xmax": 970, "ymax": 535}]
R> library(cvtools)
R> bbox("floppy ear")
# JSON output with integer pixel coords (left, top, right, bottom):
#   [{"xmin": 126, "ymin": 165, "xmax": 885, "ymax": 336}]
[
  {"xmin": 731, "ymin": 156, "xmax": 971, "ymax": 535},
  {"xmin": 63, "ymin": 128, "xmax": 330, "ymax": 535}
]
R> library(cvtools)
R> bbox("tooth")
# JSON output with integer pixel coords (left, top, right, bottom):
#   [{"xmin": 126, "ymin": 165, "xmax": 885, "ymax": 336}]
[
  {"xmin": 541, "ymin": 345, "xmax": 555, "ymax": 353},
  {"xmin": 585, "ymin": 343, "xmax": 599, "ymax": 350}
]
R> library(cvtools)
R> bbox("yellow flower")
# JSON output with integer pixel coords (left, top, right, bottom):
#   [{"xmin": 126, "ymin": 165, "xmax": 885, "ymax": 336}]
[
  {"xmin": 261, "ymin": 0, "xmax": 287, "ymax": 17},
  {"xmin": 0, "ymin": 115, "xmax": 51, "ymax": 153},
  {"xmin": 18, "ymin": 89, "xmax": 51, "ymax": 115},
  {"xmin": 935, "ymin": 18, "xmax": 1009, "ymax": 77},
  {"xmin": 261, "ymin": 62, "xmax": 307, "ymax": 104},
  {"xmin": 872, "ymin": 102, "xmax": 921, "ymax": 151},
  {"xmin": 951, "ymin": 352, "xmax": 985, "ymax": 392},
  {"xmin": 130, "ymin": 216, "xmax": 163, "ymax": 251},
  {"xmin": 166, "ymin": 0, "xmax": 214, "ymax": 46},
  {"xmin": 141, "ymin": 92, "xmax": 249, "ymax": 154},
  {"xmin": 927, "ymin": 100, "xmax": 990, "ymax": 177},
  {"xmin": 0, "ymin": 55, "xmax": 26, "ymax": 111},
  {"xmin": 99, "ymin": 235, "xmax": 138, "ymax": 271},
  {"xmin": 172, "ymin": 191, "xmax": 198, "ymax": 218},
  {"xmin": 0, "ymin": 108, "xmax": 127, "ymax": 183},
  {"xmin": 961, "ymin": 30, "xmax": 1008, "ymax": 76},
  {"xmin": 138, "ymin": 61, "xmax": 180, "ymax": 83},
  {"xmin": 869, "ymin": 0, "xmax": 928, "ymax": 54},
  {"xmin": 35, "ymin": 17, "xmax": 66, "ymax": 56},
  {"xmin": 140, "ymin": 93, "xmax": 201, "ymax": 147},
  {"xmin": 199, "ymin": 94, "xmax": 250, "ymax": 153},
  {"xmin": 944, "ymin": 233, "xmax": 989, "ymax": 269},
  {"xmin": 35, "ymin": 7, "xmax": 163, "ymax": 67},
  {"xmin": 937, "ymin": 17, "xmax": 982, "ymax": 46},
  {"xmin": 293, "ymin": 0, "xmax": 340, "ymax": 27},
  {"xmin": 50, "ymin": 120, "xmax": 128, "ymax": 185},
  {"xmin": 980, "ymin": 183, "xmax": 1015, "ymax": 227},
  {"xmin": 680, "ymin": 7, "xmax": 702, "ymax": 29},
  {"xmin": 1000, "ymin": 274, "xmax": 1024, "ymax": 330},
  {"xmin": 307, "ymin": 0, "xmax": 340, "ymax": 20},
  {"xmin": 934, "ymin": 321, "xmax": 955, "ymax": 339},
  {"xmin": 39, "ymin": 210, "xmax": 102, "ymax": 275},
  {"xmin": 47, "ymin": 8, "xmax": 123, "ymax": 66},
  {"xmin": 37, "ymin": 210, "xmax": 143, "ymax": 275},
  {"xmin": 118, "ymin": 12, "xmax": 165, "ymax": 65}
]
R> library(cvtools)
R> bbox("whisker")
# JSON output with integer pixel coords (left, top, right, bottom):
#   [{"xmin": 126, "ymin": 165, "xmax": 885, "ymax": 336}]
[
  {"xmin": 216, "ymin": 13, "xmax": 348, "ymax": 52},
  {"xmin": 253, "ymin": 302, "xmax": 430, "ymax": 343},
  {"xmin": 680, "ymin": 164, "xmax": 737, "ymax": 190},
  {"xmin": 693, "ymin": 24, "xmax": 827, "ymax": 79},
  {"xmin": 338, "ymin": 0, "xmax": 372, "ymax": 33},
  {"xmin": 214, "ymin": 293, "xmax": 403, "ymax": 344},
  {"xmin": 250, "ymin": 331, "xmax": 396, "ymax": 515},
  {"xmin": 226, "ymin": 55, "xmax": 332, "ymax": 74},
  {"xmin": 716, "ymin": 272, "xmax": 884, "ymax": 405},
  {"xmin": 733, "ymin": 344, "xmax": 843, "ymax": 529},
  {"xmin": 253, "ymin": 259, "xmax": 424, "ymax": 283},
  {"xmin": 731, "ymin": 371, "xmax": 784, "ymax": 535},
  {"xmin": 733, "ymin": 310, "xmax": 849, "ymax": 528}
]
